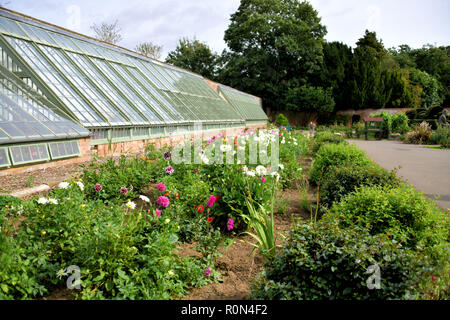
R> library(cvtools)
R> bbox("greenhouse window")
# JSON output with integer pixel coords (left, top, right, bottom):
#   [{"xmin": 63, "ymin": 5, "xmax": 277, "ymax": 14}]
[
  {"xmin": 9, "ymin": 143, "xmax": 49, "ymax": 165},
  {"xmin": 110, "ymin": 128, "xmax": 131, "ymax": 142},
  {"xmin": 132, "ymin": 127, "xmax": 149, "ymax": 138},
  {"xmin": 0, "ymin": 147, "xmax": 11, "ymax": 168},
  {"xmin": 48, "ymin": 140, "xmax": 80, "ymax": 160},
  {"xmin": 150, "ymin": 127, "xmax": 165, "ymax": 137}
]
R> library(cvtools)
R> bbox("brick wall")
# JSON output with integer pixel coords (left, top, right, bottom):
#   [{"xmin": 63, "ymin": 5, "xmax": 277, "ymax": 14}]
[{"xmin": 0, "ymin": 124, "xmax": 267, "ymax": 176}]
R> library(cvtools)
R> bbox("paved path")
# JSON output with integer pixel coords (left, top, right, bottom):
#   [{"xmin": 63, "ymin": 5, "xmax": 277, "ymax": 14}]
[{"xmin": 348, "ymin": 140, "xmax": 450, "ymax": 210}]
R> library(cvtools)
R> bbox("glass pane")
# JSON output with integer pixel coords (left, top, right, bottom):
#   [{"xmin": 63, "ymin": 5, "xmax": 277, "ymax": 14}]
[
  {"xmin": 91, "ymin": 58, "xmax": 162, "ymax": 124},
  {"xmin": 38, "ymin": 145, "xmax": 48, "ymax": 158},
  {"xmin": 49, "ymin": 143, "xmax": 59, "ymax": 157},
  {"xmin": 56, "ymin": 142, "xmax": 65, "ymax": 156},
  {"xmin": 108, "ymin": 63, "xmax": 174, "ymax": 122},
  {"xmin": 20, "ymin": 146, "xmax": 32, "ymax": 162},
  {"xmin": 0, "ymin": 17, "xmax": 28, "ymax": 37},
  {"xmin": 0, "ymin": 148, "xmax": 9, "ymax": 166},
  {"xmin": 10, "ymin": 146, "xmax": 23, "ymax": 163},
  {"xmin": 4, "ymin": 36, "xmax": 106, "ymax": 126},
  {"xmin": 67, "ymin": 52, "xmax": 148, "ymax": 125}
]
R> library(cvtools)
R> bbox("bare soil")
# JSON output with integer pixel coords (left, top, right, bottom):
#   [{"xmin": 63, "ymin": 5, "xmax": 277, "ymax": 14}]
[{"xmin": 0, "ymin": 162, "xmax": 85, "ymax": 197}]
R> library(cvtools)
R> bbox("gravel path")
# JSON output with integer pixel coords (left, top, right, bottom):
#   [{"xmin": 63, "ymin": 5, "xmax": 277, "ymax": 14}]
[{"xmin": 348, "ymin": 140, "xmax": 450, "ymax": 210}]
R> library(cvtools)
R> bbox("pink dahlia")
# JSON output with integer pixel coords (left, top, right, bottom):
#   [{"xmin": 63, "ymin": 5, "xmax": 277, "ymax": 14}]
[
  {"xmin": 227, "ymin": 218, "xmax": 235, "ymax": 231},
  {"xmin": 94, "ymin": 184, "xmax": 102, "ymax": 192},
  {"xmin": 120, "ymin": 187, "xmax": 128, "ymax": 195},
  {"xmin": 206, "ymin": 195, "xmax": 217, "ymax": 208},
  {"xmin": 156, "ymin": 182, "xmax": 166, "ymax": 192},
  {"xmin": 157, "ymin": 196, "xmax": 170, "ymax": 208}
]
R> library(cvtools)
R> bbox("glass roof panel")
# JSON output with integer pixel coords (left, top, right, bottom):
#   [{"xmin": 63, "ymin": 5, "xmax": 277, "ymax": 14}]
[
  {"xmin": 4, "ymin": 36, "xmax": 107, "ymax": 127},
  {"xmin": 0, "ymin": 16, "xmax": 28, "ymax": 37},
  {"xmin": 218, "ymin": 85, "xmax": 267, "ymax": 120},
  {"xmin": 125, "ymin": 66, "xmax": 188, "ymax": 121},
  {"xmin": 39, "ymin": 45, "xmax": 129, "ymax": 125},
  {"xmin": 108, "ymin": 63, "xmax": 177, "ymax": 122},
  {"xmin": 66, "ymin": 52, "xmax": 148, "ymax": 125},
  {"xmin": 89, "ymin": 58, "xmax": 163, "ymax": 124}
]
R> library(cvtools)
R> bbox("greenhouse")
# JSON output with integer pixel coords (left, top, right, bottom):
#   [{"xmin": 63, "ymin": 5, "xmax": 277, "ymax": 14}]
[{"xmin": 0, "ymin": 8, "xmax": 267, "ymax": 170}]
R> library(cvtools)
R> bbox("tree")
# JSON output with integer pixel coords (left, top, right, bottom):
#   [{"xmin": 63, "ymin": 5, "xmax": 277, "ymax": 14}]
[
  {"xmin": 220, "ymin": 0, "xmax": 328, "ymax": 113},
  {"xmin": 409, "ymin": 69, "xmax": 443, "ymax": 108},
  {"xmin": 320, "ymin": 41, "xmax": 353, "ymax": 110},
  {"xmin": 135, "ymin": 42, "xmax": 163, "ymax": 60},
  {"xmin": 165, "ymin": 37, "xmax": 219, "ymax": 80},
  {"xmin": 349, "ymin": 30, "xmax": 387, "ymax": 109},
  {"xmin": 90, "ymin": 20, "xmax": 122, "ymax": 44}
]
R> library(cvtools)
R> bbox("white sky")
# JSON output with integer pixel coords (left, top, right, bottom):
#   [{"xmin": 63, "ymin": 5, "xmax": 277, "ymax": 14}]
[{"xmin": 5, "ymin": 0, "xmax": 450, "ymax": 59}]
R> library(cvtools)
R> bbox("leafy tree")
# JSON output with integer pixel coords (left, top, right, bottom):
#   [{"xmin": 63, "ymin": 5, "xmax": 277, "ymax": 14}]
[
  {"xmin": 220, "ymin": 0, "xmax": 328, "ymax": 113},
  {"xmin": 90, "ymin": 20, "xmax": 122, "ymax": 44},
  {"xmin": 285, "ymin": 85, "xmax": 335, "ymax": 112},
  {"xmin": 135, "ymin": 42, "xmax": 163, "ymax": 60},
  {"xmin": 383, "ymin": 70, "xmax": 414, "ymax": 108},
  {"xmin": 320, "ymin": 41, "xmax": 353, "ymax": 110},
  {"xmin": 409, "ymin": 69, "xmax": 443, "ymax": 108},
  {"xmin": 165, "ymin": 37, "xmax": 219, "ymax": 80},
  {"xmin": 349, "ymin": 30, "xmax": 387, "ymax": 109},
  {"xmin": 388, "ymin": 45, "xmax": 416, "ymax": 69}
]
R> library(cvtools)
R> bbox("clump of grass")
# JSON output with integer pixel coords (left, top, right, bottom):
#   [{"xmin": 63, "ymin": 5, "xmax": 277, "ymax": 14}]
[{"xmin": 25, "ymin": 175, "xmax": 34, "ymax": 188}]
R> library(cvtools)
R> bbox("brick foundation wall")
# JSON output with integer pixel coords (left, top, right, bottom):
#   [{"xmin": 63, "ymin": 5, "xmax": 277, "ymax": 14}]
[{"xmin": 0, "ymin": 124, "xmax": 266, "ymax": 176}]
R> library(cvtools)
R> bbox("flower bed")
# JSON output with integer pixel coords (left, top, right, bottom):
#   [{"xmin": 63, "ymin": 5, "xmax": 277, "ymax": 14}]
[{"xmin": 0, "ymin": 127, "xmax": 309, "ymax": 300}]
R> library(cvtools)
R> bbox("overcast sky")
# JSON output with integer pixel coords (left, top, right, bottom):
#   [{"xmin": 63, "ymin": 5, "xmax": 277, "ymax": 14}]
[{"xmin": 5, "ymin": 0, "xmax": 450, "ymax": 59}]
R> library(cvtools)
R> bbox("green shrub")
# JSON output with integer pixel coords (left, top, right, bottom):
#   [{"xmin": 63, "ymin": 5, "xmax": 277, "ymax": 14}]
[
  {"xmin": 12, "ymin": 182, "xmax": 211, "ymax": 299},
  {"xmin": 326, "ymin": 185, "xmax": 449, "ymax": 252},
  {"xmin": 309, "ymin": 143, "xmax": 371, "ymax": 185},
  {"xmin": 0, "ymin": 232, "xmax": 47, "ymax": 299},
  {"xmin": 310, "ymin": 131, "xmax": 347, "ymax": 154},
  {"xmin": 251, "ymin": 220, "xmax": 424, "ymax": 300},
  {"xmin": 391, "ymin": 113, "xmax": 410, "ymax": 134},
  {"xmin": 352, "ymin": 121, "xmax": 365, "ymax": 138},
  {"xmin": 0, "ymin": 195, "xmax": 24, "ymax": 214},
  {"xmin": 81, "ymin": 155, "xmax": 161, "ymax": 203},
  {"xmin": 320, "ymin": 164, "xmax": 401, "ymax": 208},
  {"xmin": 275, "ymin": 113, "xmax": 290, "ymax": 127},
  {"xmin": 430, "ymin": 125, "xmax": 450, "ymax": 148}
]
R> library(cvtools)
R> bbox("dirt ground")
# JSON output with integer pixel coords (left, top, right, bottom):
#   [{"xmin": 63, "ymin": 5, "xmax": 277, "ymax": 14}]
[{"xmin": 0, "ymin": 162, "xmax": 85, "ymax": 195}]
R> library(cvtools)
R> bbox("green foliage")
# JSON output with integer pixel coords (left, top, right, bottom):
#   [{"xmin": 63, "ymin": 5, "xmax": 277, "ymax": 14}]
[
  {"xmin": 319, "ymin": 163, "xmax": 401, "ymax": 208},
  {"xmin": 251, "ymin": 220, "xmax": 424, "ymax": 300},
  {"xmin": 310, "ymin": 131, "xmax": 347, "ymax": 154},
  {"xmin": 242, "ymin": 198, "xmax": 277, "ymax": 260},
  {"xmin": 370, "ymin": 112, "xmax": 410, "ymax": 135},
  {"xmin": 409, "ymin": 69, "xmax": 443, "ymax": 108},
  {"xmin": 274, "ymin": 113, "xmax": 290, "ymax": 127},
  {"xmin": 320, "ymin": 42, "xmax": 353, "ymax": 110},
  {"xmin": 430, "ymin": 125, "xmax": 449, "ymax": 148},
  {"xmin": 0, "ymin": 195, "xmax": 24, "ymax": 213},
  {"xmin": 285, "ymin": 85, "xmax": 335, "ymax": 112},
  {"xmin": 352, "ymin": 121, "xmax": 365, "ymax": 138},
  {"xmin": 166, "ymin": 37, "xmax": 219, "ymax": 80},
  {"xmin": 309, "ymin": 143, "xmax": 371, "ymax": 184},
  {"xmin": 81, "ymin": 155, "xmax": 160, "ymax": 203},
  {"xmin": 11, "ymin": 182, "xmax": 211, "ymax": 300},
  {"xmin": 220, "ymin": 0, "xmax": 327, "ymax": 112},
  {"xmin": 326, "ymin": 185, "xmax": 449, "ymax": 252}
]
